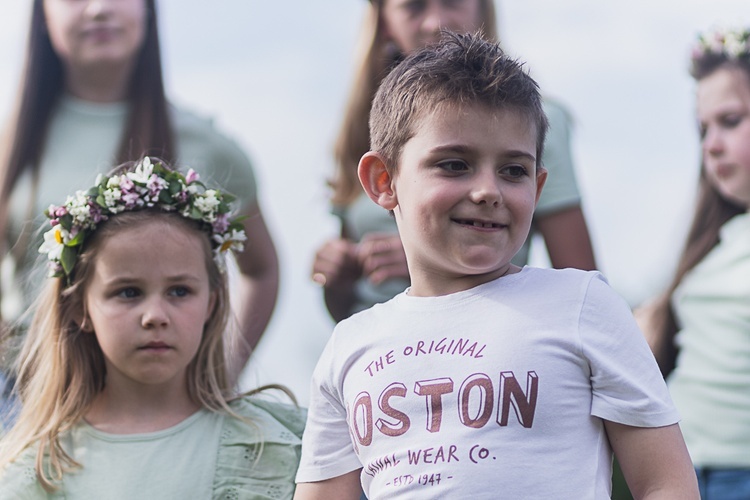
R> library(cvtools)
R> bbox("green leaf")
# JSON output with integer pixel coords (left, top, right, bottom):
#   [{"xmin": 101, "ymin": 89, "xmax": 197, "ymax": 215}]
[
  {"xmin": 66, "ymin": 231, "xmax": 85, "ymax": 246},
  {"xmin": 60, "ymin": 246, "xmax": 77, "ymax": 276}
]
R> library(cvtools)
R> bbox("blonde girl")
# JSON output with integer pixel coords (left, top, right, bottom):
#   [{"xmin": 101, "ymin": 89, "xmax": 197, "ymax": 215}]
[
  {"xmin": 643, "ymin": 27, "xmax": 750, "ymax": 499},
  {"xmin": 0, "ymin": 159, "xmax": 304, "ymax": 498},
  {"xmin": 312, "ymin": 0, "xmax": 596, "ymax": 322}
]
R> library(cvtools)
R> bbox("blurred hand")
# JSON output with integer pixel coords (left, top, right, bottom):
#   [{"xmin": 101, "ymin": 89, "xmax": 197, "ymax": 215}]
[
  {"xmin": 311, "ymin": 238, "xmax": 362, "ymax": 289},
  {"xmin": 356, "ymin": 232, "xmax": 409, "ymax": 285}
]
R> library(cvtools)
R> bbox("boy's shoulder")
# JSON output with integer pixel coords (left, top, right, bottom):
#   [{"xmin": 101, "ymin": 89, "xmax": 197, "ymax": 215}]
[{"xmin": 336, "ymin": 267, "xmax": 605, "ymax": 327}]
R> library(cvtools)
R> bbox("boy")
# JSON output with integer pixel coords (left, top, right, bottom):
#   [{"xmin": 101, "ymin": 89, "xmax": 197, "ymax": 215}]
[{"xmin": 295, "ymin": 32, "xmax": 698, "ymax": 499}]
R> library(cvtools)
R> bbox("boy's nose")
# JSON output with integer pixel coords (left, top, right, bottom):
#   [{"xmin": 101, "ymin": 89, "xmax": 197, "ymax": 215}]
[{"xmin": 469, "ymin": 172, "xmax": 502, "ymax": 206}]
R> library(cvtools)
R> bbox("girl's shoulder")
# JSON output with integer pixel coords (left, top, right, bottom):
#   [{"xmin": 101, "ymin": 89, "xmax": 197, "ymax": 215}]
[
  {"xmin": 0, "ymin": 446, "xmax": 49, "ymax": 499},
  {"xmin": 227, "ymin": 391, "xmax": 306, "ymax": 441},
  {"xmin": 212, "ymin": 391, "xmax": 306, "ymax": 499}
]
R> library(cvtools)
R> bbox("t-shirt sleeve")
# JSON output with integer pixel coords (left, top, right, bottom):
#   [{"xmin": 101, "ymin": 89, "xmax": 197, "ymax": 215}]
[
  {"xmin": 537, "ymin": 99, "xmax": 582, "ymax": 215},
  {"xmin": 579, "ymin": 274, "xmax": 680, "ymax": 427},
  {"xmin": 171, "ymin": 106, "xmax": 259, "ymax": 209},
  {"xmin": 295, "ymin": 335, "xmax": 363, "ymax": 483}
]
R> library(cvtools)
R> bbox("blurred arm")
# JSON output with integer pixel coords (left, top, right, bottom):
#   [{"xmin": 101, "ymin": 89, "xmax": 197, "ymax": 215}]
[
  {"xmin": 227, "ymin": 202, "xmax": 279, "ymax": 384},
  {"xmin": 535, "ymin": 205, "xmax": 596, "ymax": 270}
]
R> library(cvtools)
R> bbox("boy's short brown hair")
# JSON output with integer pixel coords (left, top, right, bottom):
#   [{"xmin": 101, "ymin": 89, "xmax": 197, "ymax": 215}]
[{"xmin": 369, "ymin": 31, "xmax": 549, "ymax": 172}]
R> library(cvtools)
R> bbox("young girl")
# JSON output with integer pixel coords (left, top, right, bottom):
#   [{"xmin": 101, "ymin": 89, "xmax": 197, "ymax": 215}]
[
  {"xmin": 0, "ymin": 0, "xmax": 278, "ymax": 384},
  {"xmin": 311, "ymin": 0, "xmax": 596, "ymax": 322},
  {"xmin": 642, "ymin": 26, "xmax": 750, "ymax": 499},
  {"xmin": 0, "ymin": 158, "xmax": 304, "ymax": 498}
]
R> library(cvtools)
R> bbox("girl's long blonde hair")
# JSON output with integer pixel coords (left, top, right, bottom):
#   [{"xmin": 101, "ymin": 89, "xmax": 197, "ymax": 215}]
[
  {"xmin": 0, "ymin": 211, "xmax": 235, "ymax": 491},
  {"xmin": 330, "ymin": 0, "xmax": 498, "ymax": 207}
]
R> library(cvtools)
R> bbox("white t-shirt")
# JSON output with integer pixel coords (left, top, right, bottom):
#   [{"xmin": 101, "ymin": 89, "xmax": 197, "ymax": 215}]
[{"xmin": 297, "ymin": 267, "xmax": 678, "ymax": 499}]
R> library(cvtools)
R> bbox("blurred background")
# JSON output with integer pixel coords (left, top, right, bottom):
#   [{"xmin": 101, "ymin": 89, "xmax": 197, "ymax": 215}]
[{"xmin": 0, "ymin": 1, "xmax": 747, "ymax": 404}]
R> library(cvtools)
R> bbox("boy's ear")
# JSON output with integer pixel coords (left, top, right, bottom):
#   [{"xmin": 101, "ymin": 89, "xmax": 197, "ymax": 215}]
[
  {"xmin": 534, "ymin": 165, "xmax": 548, "ymax": 206},
  {"xmin": 358, "ymin": 152, "xmax": 398, "ymax": 210}
]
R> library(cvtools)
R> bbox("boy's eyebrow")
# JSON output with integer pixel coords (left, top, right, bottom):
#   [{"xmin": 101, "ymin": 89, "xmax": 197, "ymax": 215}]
[{"xmin": 430, "ymin": 144, "xmax": 536, "ymax": 162}]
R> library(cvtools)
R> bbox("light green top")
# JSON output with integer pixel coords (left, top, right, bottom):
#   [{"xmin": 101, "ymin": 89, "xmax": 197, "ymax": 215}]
[
  {"xmin": 1, "ymin": 95, "xmax": 258, "ymax": 322},
  {"xmin": 0, "ymin": 395, "xmax": 305, "ymax": 499},
  {"xmin": 668, "ymin": 212, "xmax": 750, "ymax": 467}
]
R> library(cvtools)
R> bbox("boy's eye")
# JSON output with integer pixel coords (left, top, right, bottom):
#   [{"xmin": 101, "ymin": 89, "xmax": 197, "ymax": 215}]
[
  {"xmin": 436, "ymin": 159, "xmax": 469, "ymax": 173},
  {"xmin": 500, "ymin": 165, "xmax": 529, "ymax": 179},
  {"xmin": 117, "ymin": 287, "xmax": 140, "ymax": 299}
]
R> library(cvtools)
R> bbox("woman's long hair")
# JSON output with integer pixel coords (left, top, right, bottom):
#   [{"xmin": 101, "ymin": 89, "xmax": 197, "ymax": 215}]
[
  {"xmin": 648, "ymin": 53, "xmax": 748, "ymax": 376},
  {"xmin": 330, "ymin": 0, "xmax": 498, "ymax": 206},
  {"xmin": 0, "ymin": 0, "xmax": 174, "ymax": 319},
  {"xmin": 0, "ymin": 211, "xmax": 234, "ymax": 491}
]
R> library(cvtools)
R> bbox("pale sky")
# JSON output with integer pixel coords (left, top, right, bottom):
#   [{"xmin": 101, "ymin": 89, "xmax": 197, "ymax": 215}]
[{"xmin": 1, "ymin": 1, "xmax": 747, "ymax": 403}]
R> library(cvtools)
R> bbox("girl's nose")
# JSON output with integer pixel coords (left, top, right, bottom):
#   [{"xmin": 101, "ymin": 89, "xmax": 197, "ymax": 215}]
[
  {"xmin": 703, "ymin": 128, "xmax": 725, "ymax": 157},
  {"xmin": 84, "ymin": 0, "xmax": 112, "ymax": 18},
  {"xmin": 422, "ymin": 5, "xmax": 446, "ymax": 35},
  {"xmin": 141, "ymin": 299, "xmax": 169, "ymax": 329}
]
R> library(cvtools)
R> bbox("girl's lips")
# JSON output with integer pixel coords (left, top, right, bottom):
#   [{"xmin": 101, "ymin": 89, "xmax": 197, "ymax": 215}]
[
  {"xmin": 82, "ymin": 26, "xmax": 119, "ymax": 42},
  {"xmin": 139, "ymin": 342, "xmax": 171, "ymax": 350}
]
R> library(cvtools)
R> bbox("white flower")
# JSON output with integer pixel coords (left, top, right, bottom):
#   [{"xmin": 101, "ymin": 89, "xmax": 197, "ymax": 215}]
[
  {"xmin": 67, "ymin": 192, "xmax": 92, "ymax": 225},
  {"xmin": 39, "ymin": 226, "xmax": 67, "ymax": 261},
  {"xmin": 127, "ymin": 156, "xmax": 154, "ymax": 184},
  {"xmin": 213, "ymin": 228, "xmax": 247, "ymax": 254},
  {"xmin": 103, "ymin": 188, "xmax": 122, "ymax": 208},
  {"xmin": 193, "ymin": 190, "xmax": 221, "ymax": 220},
  {"xmin": 106, "ymin": 175, "xmax": 123, "ymax": 189},
  {"xmin": 725, "ymin": 31, "xmax": 747, "ymax": 57}
]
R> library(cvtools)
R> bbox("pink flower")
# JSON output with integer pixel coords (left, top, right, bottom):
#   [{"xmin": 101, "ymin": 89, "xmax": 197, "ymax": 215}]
[
  {"xmin": 119, "ymin": 177, "xmax": 135, "ymax": 192},
  {"xmin": 185, "ymin": 169, "xmax": 200, "ymax": 184},
  {"xmin": 147, "ymin": 174, "xmax": 168, "ymax": 198},
  {"xmin": 48, "ymin": 204, "xmax": 68, "ymax": 218},
  {"xmin": 212, "ymin": 213, "xmax": 230, "ymax": 233},
  {"xmin": 121, "ymin": 191, "xmax": 142, "ymax": 208}
]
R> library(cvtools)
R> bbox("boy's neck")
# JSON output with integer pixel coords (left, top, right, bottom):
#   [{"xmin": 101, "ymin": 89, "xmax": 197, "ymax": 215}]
[{"xmin": 408, "ymin": 264, "xmax": 521, "ymax": 297}]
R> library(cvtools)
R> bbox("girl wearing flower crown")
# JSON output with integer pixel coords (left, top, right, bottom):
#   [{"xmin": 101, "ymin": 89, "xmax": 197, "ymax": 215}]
[
  {"xmin": 0, "ymin": 0, "xmax": 279, "ymax": 388},
  {"xmin": 0, "ymin": 158, "xmax": 304, "ymax": 498},
  {"xmin": 311, "ymin": 0, "xmax": 596, "ymax": 322},
  {"xmin": 640, "ymin": 27, "xmax": 750, "ymax": 498}
]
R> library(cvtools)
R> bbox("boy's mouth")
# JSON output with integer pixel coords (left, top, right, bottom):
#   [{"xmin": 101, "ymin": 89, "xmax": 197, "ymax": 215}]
[{"xmin": 453, "ymin": 218, "xmax": 504, "ymax": 229}]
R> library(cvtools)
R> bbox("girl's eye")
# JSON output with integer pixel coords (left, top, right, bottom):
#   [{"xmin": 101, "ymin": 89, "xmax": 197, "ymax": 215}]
[
  {"xmin": 442, "ymin": 0, "xmax": 466, "ymax": 8},
  {"xmin": 117, "ymin": 287, "xmax": 140, "ymax": 299},
  {"xmin": 437, "ymin": 159, "xmax": 469, "ymax": 173},
  {"xmin": 500, "ymin": 165, "xmax": 529, "ymax": 179},
  {"xmin": 168, "ymin": 286, "xmax": 190, "ymax": 298},
  {"xmin": 721, "ymin": 114, "xmax": 742, "ymax": 128},
  {"xmin": 402, "ymin": 0, "xmax": 425, "ymax": 15}
]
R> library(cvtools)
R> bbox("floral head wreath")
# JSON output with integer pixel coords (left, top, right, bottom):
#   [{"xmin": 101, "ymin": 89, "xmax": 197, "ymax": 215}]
[
  {"xmin": 691, "ymin": 26, "xmax": 750, "ymax": 63},
  {"xmin": 39, "ymin": 157, "xmax": 247, "ymax": 282}
]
